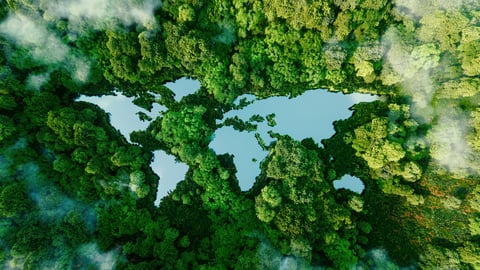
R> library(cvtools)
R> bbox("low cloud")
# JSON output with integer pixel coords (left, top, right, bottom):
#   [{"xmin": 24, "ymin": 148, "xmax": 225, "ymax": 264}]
[
  {"xmin": 0, "ymin": 140, "xmax": 104, "ymax": 268},
  {"xmin": 348, "ymin": 93, "xmax": 378, "ymax": 104},
  {"xmin": 72, "ymin": 58, "xmax": 91, "ymax": 83},
  {"xmin": 2, "ymin": 257, "xmax": 25, "ymax": 270},
  {"xmin": 0, "ymin": 14, "xmax": 69, "ymax": 66},
  {"xmin": 0, "ymin": 139, "xmax": 28, "ymax": 179},
  {"xmin": 77, "ymin": 243, "xmax": 120, "ymax": 270},
  {"xmin": 0, "ymin": 0, "xmax": 163, "ymax": 90},
  {"xmin": 0, "ymin": 14, "xmax": 91, "ymax": 87},
  {"xmin": 12, "ymin": 242, "xmax": 121, "ymax": 270},
  {"xmin": 257, "ymin": 240, "xmax": 322, "ymax": 270},
  {"xmin": 14, "ymin": 162, "xmax": 97, "ymax": 231},
  {"xmin": 360, "ymin": 248, "xmax": 409, "ymax": 269},
  {"xmin": 26, "ymin": 72, "xmax": 51, "ymax": 90},
  {"xmin": 381, "ymin": 0, "xmax": 478, "ymax": 176},
  {"xmin": 381, "ymin": 28, "xmax": 439, "ymax": 122},
  {"xmin": 257, "ymin": 240, "xmax": 407, "ymax": 269},
  {"xmin": 394, "ymin": 0, "xmax": 465, "ymax": 18},
  {"xmin": 428, "ymin": 113, "xmax": 473, "ymax": 175},
  {"xmin": 41, "ymin": 0, "xmax": 161, "ymax": 30}
]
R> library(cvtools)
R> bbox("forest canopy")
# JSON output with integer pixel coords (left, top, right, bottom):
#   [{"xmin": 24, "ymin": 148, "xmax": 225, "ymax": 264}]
[{"xmin": 0, "ymin": 0, "xmax": 480, "ymax": 269}]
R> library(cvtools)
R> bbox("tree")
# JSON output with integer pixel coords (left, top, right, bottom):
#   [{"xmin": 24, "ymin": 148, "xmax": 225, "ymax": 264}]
[
  {"xmin": 0, "ymin": 115, "xmax": 15, "ymax": 142},
  {"xmin": 12, "ymin": 221, "xmax": 50, "ymax": 254},
  {"xmin": 323, "ymin": 233, "xmax": 358, "ymax": 269},
  {"xmin": 417, "ymin": 10, "xmax": 469, "ymax": 52},
  {"xmin": 156, "ymin": 105, "xmax": 213, "ymax": 155},
  {"xmin": 255, "ymin": 196, "xmax": 277, "ymax": 223},
  {"xmin": 73, "ymin": 122, "xmax": 108, "ymax": 147},
  {"xmin": 0, "ymin": 182, "xmax": 31, "ymax": 218},
  {"xmin": 436, "ymin": 78, "xmax": 480, "ymax": 100},
  {"xmin": 153, "ymin": 228, "xmax": 179, "ymax": 267},
  {"xmin": 323, "ymin": 44, "xmax": 347, "ymax": 70},
  {"xmin": 137, "ymin": 30, "xmax": 169, "ymax": 76},
  {"xmin": 46, "ymin": 108, "xmax": 77, "ymax": 145},
  {"xmin": 458, "ymin": 242, "xmax": 480, "ymax": 269},
  {"xmin": 25, "ymin": 91, "xmax": 61, "ymax": 127},
  {"xmin": 229, "ymin": 52, "xmax": 248, "ymax": 89},
  {"xmin": 0, "ymin": 92, "xmax": 16, "ymax": 111},
  {"xmin": 458, "ymin": 40, "xmax": 480, "ymax": 76},
  {"xmin": 178, "ymin": 4, "xmax": 196, "ymax": 23},
  {"xmin": 265, "ymin": 136, "xmax": 323, "ymax": 180},
  {"xmin": 110, "ymin": 146, "xmax": 146, "ymax": 169},
  {"xmin": 129, "ymin": 170, "xmax": 150, "ymax": 199},
  {"xmin": 2, "ymin": 0, "xmax": 480, "ymax": 268},
  {"xmin": 105, "ymin": 29, "xmax": 141, "ymax": 83}
]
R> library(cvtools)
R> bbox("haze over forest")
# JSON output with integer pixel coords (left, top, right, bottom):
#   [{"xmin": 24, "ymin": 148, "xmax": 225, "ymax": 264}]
[{"xmin": 0, "ymin": 0, "xmax": 480, "ymax": 269}]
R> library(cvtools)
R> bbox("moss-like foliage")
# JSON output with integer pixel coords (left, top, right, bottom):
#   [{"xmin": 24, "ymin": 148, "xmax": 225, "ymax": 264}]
[{"xmin": 0, "ymin": 0, "xmax": 480, "ymax": 269}]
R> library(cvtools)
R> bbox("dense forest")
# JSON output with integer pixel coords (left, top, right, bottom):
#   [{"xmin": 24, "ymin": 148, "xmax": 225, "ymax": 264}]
[{"xmin": 0, "ymin": 0, "xmax": 479, "ymax": 269}]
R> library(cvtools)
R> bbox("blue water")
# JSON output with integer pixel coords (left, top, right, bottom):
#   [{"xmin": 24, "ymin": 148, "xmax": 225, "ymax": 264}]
[
  {"xmin": 79, "ymin": 82, "xmax": 374, "ymax": 203},
  {"xmin": 78, "ymin": 77, "xmax": 200, "ymax": 204},
  {"xmin": 210, "ymin": 89, "xmax": 375, "ymax": 191},
  {"xmin": 334, "ymin": 175, "xmax": 364, "ymax": 194}
]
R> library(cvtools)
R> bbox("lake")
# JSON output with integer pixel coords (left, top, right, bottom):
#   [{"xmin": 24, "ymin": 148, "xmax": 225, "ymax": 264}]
[
  {"xmin": 79, "ymin": 78, "xmax": 372, "ymax": 204},
  {"xmin": 210, "ymin": 90, "xmax": 375, "ymax": 192}
]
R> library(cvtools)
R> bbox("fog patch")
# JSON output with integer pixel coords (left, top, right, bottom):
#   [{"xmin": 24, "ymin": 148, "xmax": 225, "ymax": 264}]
[
  {"xmin": 0, "ymin": 14, "xmax": 69, "ymax": 65},
  {"xmin": 1, "ymin": 139, "xmax": 96, "ymax": 228},
  {"xmin": 17, "ymin": 162, "xmax": 97, "ymax": 230},
  {"xmin": 98, "ymin": 170, "xmax": 130, "ymax": 195},
  {"xmin": 348, "ymin": 92, "xmax": 378, "ymax": 104},
  {"xmin": 394, "ymin": 0, "xmax": 465, "ymax": 18},
  {"xmin": 279, "ymin": 257, "xmax": 301, "ymax": 270},
  {"xmin": 72, "ymin": 58, "xmax": 91, "ymax": 83},
  {"xmin": 76, "ymin": 242, "xmax": 120, "ymax": 270},
  {"xmin": 257, "ymin": 240, "xmax": 322, "ymax": 270},
  {"xmin": 40, "ymin": 0, "xmax": 161, "ymax": 30},
  {"xmin": 0, "ymin": 0, "xmax": 162, "ymax": 88},
  {"xmin": 2, "ymin": 257, "xmax": 25, "ymax": 270},
  {"xmin": 381, "ymin": 28, "xmax": 439, "ymax": 122},
  {"xmin": 27, "ymin": 72, "xmax": 51, "ymax": 90},
  {"xmin": 358, "ymin": 248, "xmax": 407, "ymax": 269},
  {"xmin": 0, "ymin": 14, "xmax": 91, "ymax": 87},
  {"xmin": 0, "ymin": 149, "xmax": 103, "ymax": 267},
  {"xmin": 214, "ymin": 20, "xmax": 236, "ymax": 45},
  {"xmin": 381, "ymin": 0, "xmax": 477, "ymax": 176},
  {"xmin": 0, "ymin": 155, "xmax": 11, "ymax": 179},
  {"xmin": 0, "ymin": 138, "xmax": 24, "ymax": 178},
  {"xmin": 428, "ymin": 113, "xmax": 473, "ymax": 174}
]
